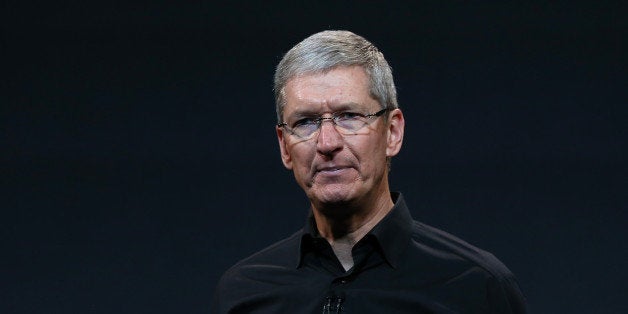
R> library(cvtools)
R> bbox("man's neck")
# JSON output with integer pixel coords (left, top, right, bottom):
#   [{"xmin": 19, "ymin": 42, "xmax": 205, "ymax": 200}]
[{"xmin": 312, "ymin": 192, "xmax": 394, "ymax": 270}]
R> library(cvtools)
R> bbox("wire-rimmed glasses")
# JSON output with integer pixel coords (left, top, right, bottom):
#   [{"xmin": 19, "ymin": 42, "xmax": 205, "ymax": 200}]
[{"xmin": 278, "ymin": 108, "xmax": 389, "ymax": 139}]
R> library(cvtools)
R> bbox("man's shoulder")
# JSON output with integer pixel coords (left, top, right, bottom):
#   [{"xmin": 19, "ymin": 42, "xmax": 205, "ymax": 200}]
[
  {"xmin": 212, "ymin": 229, "xmax": 304, "ymax": 312},
  {"xmin": 216, "ymin": 229, "xmax": 303, "ymax": 285},
  {"xmin": 403, "ymin": 220, "xmax": 527, "ymax": 312},
  {"xmin": 228, "ymin": 228, "xmax": 302, "ymax": 269},
  {"xmin": 410, "ymin": 220, "xmax": 515, "ymax": 280}
]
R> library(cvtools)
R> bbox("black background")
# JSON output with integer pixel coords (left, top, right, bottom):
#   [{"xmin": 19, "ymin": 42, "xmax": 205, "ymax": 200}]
[{"xmin": 3, "ymin": 1, "xmax": 627, "ymax": 313}]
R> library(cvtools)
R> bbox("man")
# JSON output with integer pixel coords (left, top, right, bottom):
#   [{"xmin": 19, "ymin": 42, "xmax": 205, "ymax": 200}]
[{"xmin": 212, "ymin": 30, "xmax": 526, "ymax": 313}]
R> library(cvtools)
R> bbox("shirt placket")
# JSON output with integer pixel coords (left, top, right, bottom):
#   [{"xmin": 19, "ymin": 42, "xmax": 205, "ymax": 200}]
[{"xmin": 318, "ymin": 238, "xmax": 384, "ymax": 313}]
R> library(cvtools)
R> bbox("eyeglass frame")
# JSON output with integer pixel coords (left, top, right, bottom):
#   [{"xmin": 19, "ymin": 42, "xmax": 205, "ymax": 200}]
[{"xmin": 277, "ymin": 107, "xmax": 390, "ymax": 139}]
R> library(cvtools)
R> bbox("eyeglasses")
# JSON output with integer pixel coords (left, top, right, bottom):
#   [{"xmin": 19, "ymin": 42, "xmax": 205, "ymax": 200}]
[{"xmin": 278, "ymin": 108, "xmax": 389, "ymax": 139}]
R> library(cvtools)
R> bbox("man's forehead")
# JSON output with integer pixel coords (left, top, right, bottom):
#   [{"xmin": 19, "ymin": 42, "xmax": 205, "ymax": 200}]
[
  {"xmin": 282, "ymin": 67, "xmax": 377, "ymax": 116},
  {"xmin": 285, "ymin": 66, "xmax": 369, "ymax": 89}
]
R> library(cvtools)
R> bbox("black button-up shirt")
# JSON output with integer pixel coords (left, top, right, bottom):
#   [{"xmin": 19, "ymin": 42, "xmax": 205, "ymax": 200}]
[{"xmin": 212, "ymin": 193, "xmax": 526, "ymax": 313}]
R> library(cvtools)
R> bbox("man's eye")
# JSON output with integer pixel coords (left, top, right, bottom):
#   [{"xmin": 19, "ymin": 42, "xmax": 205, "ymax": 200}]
[
  {"xmin": 293, "ymin": 118, "xmax": 317, "ymax": 128},
  {"xmin": 336, "ymin": 112, "xmax": 363, "ymax": 121}
]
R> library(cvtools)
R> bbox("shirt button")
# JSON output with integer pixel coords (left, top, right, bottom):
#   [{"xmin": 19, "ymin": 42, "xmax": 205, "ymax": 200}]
[{"xmin": 340, "ymin": 279, "xmax": 348, "ymax": 284}]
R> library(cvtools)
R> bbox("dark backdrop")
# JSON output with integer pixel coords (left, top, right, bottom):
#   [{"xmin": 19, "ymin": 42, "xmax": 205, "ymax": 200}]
[{"xmin": 3, "ymin": 1, "xmax": 627, "ymax": 313}]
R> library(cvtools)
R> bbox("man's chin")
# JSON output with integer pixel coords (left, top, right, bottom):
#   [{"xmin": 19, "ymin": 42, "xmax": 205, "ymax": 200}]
[{"xmin": 309, "ymin": 184, "xmax": 357, "ymax": 208}]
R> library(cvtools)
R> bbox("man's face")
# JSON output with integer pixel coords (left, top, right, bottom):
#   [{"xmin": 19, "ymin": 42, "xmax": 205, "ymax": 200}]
[{"xmin": 276, "ymin": 66, "xmax": 404, "ymax": 211}]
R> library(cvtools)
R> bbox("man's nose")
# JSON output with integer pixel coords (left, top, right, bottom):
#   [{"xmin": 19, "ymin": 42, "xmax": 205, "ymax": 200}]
[{"xmin": 316, "ymin": 118, "xmax": 343, "ymax": 155}]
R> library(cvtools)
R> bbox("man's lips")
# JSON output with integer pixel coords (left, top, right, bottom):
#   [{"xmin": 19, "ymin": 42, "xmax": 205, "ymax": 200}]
[
  {"xmin": 316, "ymin": 165, "xmax": 351, "ymax": 172},
  {"xmin": 314, "ymin": 165, "xmax": 354, "ymax": 176},
  {"xmin": 312, "ymin": 165, "xmax": 356, "ymax": 184}
]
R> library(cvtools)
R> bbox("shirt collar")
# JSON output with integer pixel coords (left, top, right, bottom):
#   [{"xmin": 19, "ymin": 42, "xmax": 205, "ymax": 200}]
[{"xmin": 296, "ymin": 192, "xmax": 414, "ymax": 269}]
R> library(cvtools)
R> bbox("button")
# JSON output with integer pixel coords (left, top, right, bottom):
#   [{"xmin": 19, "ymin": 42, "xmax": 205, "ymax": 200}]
[{"xmin": 340, "ymin": 279, "xmax": 348, "ymax": 284}]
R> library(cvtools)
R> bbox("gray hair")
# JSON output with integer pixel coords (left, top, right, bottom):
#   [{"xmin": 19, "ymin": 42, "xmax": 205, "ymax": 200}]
[{"xmin": 274, "ymin": 30, "xmax": 398, "ymax": 122}]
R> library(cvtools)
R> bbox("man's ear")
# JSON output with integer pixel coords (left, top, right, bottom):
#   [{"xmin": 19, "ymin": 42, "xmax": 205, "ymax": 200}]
[
  {"xmin": 276, "ymin": 126, "xmax": 293, "ymax": 170},
  {"xmin": 386, "ymin": 108, "xmax": 405, "ymax": 157}
]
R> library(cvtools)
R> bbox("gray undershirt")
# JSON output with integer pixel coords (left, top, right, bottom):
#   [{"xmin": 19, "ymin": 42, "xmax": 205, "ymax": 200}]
[{"xmin": 331, "ymin": 240, "xmax": 355, "ymax": 271}]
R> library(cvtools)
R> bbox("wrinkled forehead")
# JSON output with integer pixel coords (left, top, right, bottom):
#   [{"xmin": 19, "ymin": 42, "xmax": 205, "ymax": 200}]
[{"xmin": 282, "ymin": 66, "xmax": 377, "ymax": 119}]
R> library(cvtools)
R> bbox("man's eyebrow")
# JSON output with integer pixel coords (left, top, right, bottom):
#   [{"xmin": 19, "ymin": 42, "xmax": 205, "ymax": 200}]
[
  {"xmin": 332, "ymin": 102, "xmax": 363, "ymax": 111},
  {"xmin": 288, "ymin": 102, "xmax": 364, "ymax": 118},
  {"xmin": 284, "ymin": 110, "xmax": 317, "ymax": 123}
]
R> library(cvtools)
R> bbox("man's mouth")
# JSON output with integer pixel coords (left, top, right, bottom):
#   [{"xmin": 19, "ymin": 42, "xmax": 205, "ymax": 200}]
[
  {"xmin": 314, "ymin": 165, "xmax": 355, "ymax": 179},
  {"xmin": 316, "ymin": 165, "xmax": 350, "ymax": 172}
]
